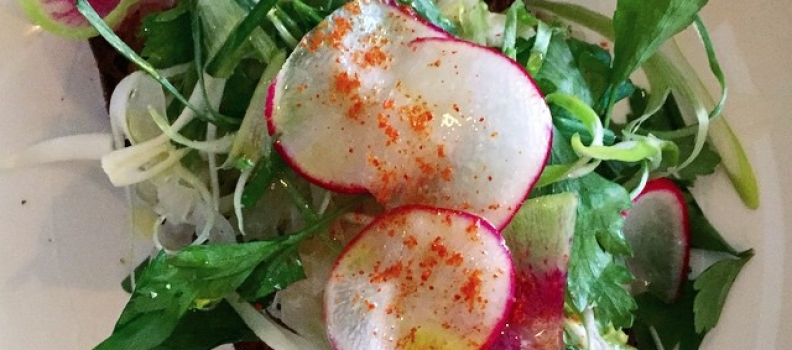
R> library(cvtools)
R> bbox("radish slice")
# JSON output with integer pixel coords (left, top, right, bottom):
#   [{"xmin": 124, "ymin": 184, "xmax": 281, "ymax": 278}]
[
  {"xmin": 324, "ymin": 205, "xmax": 514, "ymax": 350},
  {"xmin": 267, "ymin": 0, "xmax": 552, "ymax": 229},
  {"xmin": 623, "ymin": 178, "xmax": 691, "ymax": 303},
  {"xmin": 20, "ymin": 0, "xmax": 138, "ymax": 39},
  {"xmin": 492, "ymin": 193, "xmax": 577, "ymax": 350}
]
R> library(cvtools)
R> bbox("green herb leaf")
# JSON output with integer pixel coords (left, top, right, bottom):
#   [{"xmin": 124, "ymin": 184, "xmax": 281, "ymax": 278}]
[
  {"xmin": 632, "ymin": 281, "xmax": 704, "ymax": 350},
  {"xmin": 75, "ymin": 0, "xmax": 239, "ymax": 128},
  {"xmin": 237, "ymin": 246, "xmax": 307, "ymax": 301},
  {"xmin": 533, "ymin": 35, "xmax": 594, "ymax": 105},
  {"xmin": 219, "ymin": 60, "xmax": 265, "ymax": 120},
  {"xmin": 589, "ymin": 260, "xmax": 635, "ymax": 327},
  {"xmin": 205, "ymin": 0, "xmax": 281, "ymax": 77},
  {"xmin": 226, "ymin": 51, "xmax": 286, "ymax": 170},
  {"xmin": 501, "ymin": 0, "xmax": 537, "ymax": 60},
  {"xmin": 139, "ymin": 2, "xmax": 194, "ymax": 69},
  {"xmin": 570, "ymin": 40, "xmax": 635, "ymax": 114},
  {"xmin": 396, "ymin": 0, "xmax": 457, "ymax": 35},
  {"xmin": 151, "ymin": 301, "xmax": 258, "ymax": 350},
  {"xmin": 693, "ymin": 250, "xmax": 753, "ymax": 333},
  {"xmin": 673, "ymin": 134, "xmax": 721, "ymax": 182},
  {"xmin": 96, "ymin": 234, "xmax": 305, "ymax": 349},
  {"xmin": 242, "ymin": 153, "xmax": 288, "ymax": 208},
  {"xmin": 611, "ymin": 0, "xmax": 708, "ymax": 89},
  {"xmin": 536, "ymin": 129, "xmax": 635, "ymax": 327},
  {"xmin": 554, "ymin": 116, "xmax": 616, "ymax": 146}
]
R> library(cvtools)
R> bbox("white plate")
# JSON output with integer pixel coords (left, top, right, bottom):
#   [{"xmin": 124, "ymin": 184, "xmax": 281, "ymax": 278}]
[{"xmin": 0, "ymin": 0, "xmax": 789, "ymax": 349}]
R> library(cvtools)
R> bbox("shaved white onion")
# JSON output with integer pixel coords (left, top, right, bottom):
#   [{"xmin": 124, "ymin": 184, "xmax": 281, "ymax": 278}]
[
  {"xmin": 109, "ymin": 71, "xmax": 167, "ymax": 145},
  {"xmin": 1, "ymin": 133, "xmax": 113, "ymax": 169},
  {"xmin": 226, "ymin": 294, "xmax": 320, "ymax": 350},
  {"xmin": 101, "ymin": 136, "xmax": 190, "ymax": 186},
  {"xmin": 233, "ymin": 168, "xmax": 253, "ymax": 235}
]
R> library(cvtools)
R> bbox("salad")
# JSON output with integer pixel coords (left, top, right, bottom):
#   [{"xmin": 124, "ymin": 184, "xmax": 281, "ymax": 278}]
[{"xmin": 11, "ymin": 0, "xmax": 759, "ymax": 349}]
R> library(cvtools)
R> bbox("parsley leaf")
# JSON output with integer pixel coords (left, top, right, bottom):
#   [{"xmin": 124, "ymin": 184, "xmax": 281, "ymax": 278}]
[
  {"xmin": 633, "ymin": 250, "xmax": 752, "ymax": 348},
  {"xmin": 589, "ymin": 259, "xmax": 636, "ymax": 327},
  {"xmin": 632, "ymin": 282, "xmax": 704, "ymax": 350},
  {"xmin": 565, "ymin": 38, "xmax": 609, "ymax": 104},
  {"xmin": 237, "ymin": 246, "xmax": 307, "ymax": 301},
  {"xmin": 139, "ymin": 2, "xmax": 195, "ymax": 69},
  {"xmin": 611, "ymin": 0, "xmax": 708, "ymax": 89},
  {"xmin": 693, "ymin": 250, "xmax": 753, "ymax": 333},
  {"xmin": 673, "ymin": 134, "xmax": 721, "ymax": 182},
  {"xmin": 535, "ymin": 128, "xmax": 636, "ymax": 328},
  {"xmin": 96, "ymin": 234, "xmax": 305, "ymax": 350},
  {"xmin": 151, "ymin": 301, "xmax": 258, "ymax": 350},
  {"xmin": 533, "ymin": 35, "xmax": 594, "ymax": 105},
  {"xmin": 566, "ymin": 38, "xmax": 635, "ymax": 112}
]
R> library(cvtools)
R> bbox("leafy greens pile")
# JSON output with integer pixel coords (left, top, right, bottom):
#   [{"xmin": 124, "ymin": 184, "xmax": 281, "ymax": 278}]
[{"xmin": 57, "ymin": 0, "xmax": 761, "ymax": 348}]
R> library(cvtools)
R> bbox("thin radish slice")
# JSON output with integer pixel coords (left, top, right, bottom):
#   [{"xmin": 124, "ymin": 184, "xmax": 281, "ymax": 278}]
[
  {"xmin": 268, "ymin": 0, "xmax": 552, "ymax": 229},
  {"xmin": 266, "ymin": 0, "xmax": 448, "ymax": 140},
  {"xmin": 324, "ymin": 205, "xmax": 514, "ymax": 350},
  {"xmin": 21, "ymin": 0, "xmax": 138, "ymax": 39},
  {"xmin": 623, "ymin": 178, "xmax": 690, "ymax": 303},
  {"xmin": 492, "ymin": 193, "xmax": 577, "ymax": 350}
]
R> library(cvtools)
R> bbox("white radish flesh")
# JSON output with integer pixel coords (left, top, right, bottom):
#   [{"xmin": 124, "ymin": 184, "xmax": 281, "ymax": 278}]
[
  {"xmin": 324, "ymin": 205, "xmax": 514, "ymax": 350},
  {"xmin": 267, "ymin": 0, "xmax": 552, "ymax": 229},
  {"xmin": 492, "ymin": 193, "xmax": 577, "ymax": 350},
  {"xmin": 623, "ymin": 178, "xmax": 690, "ymax": 303}
]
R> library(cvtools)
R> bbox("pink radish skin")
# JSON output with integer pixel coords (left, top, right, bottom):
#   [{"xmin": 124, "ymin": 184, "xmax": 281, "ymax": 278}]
[
  {"xmin": 38, "ymin": 0, "xmax": 120, "ymax": 26},
  {"xmin": 324, "ymin": 205, "xmax": 515, "ymax": 350},
  {"xmin": 265, "ymin": 78, "xmax": 277, "ymax": 137},
  {"xmin": 623, "ymin": 178, "xmax": 691, "ymax": 303},
  {"xmin": 491, "ymin": 193, "xmax": 577, "ymax": 350},
  {"xmin": 266, "ymin": 0, "xmax": 552, "ymax": 229},
  {"xmin": 21, "ymin": 0, "xmax": 139, "ymax": 39},
  {"xmin": 493, "ymin": 270, "xmax": 567, "ymax": 350}
]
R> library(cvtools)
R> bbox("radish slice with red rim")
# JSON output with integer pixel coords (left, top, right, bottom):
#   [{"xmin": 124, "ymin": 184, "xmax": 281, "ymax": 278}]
[
  {"xmin": 267, "ymin": 0, "xmax": 552, "ymax": 229},
  {"xmin": 21, "ymin": 0, "xmax": 138, "ymax": 39},
  {"xmin": 623, "ymin": 178, "xmax": 691, "ymax": 303},
  {"xmin": 492, "ymin": 193, "xmax": 577, "ymax": 350},
  {"xmin": 324, "ymin": 205, "xmax": 514, "ymax": 350}
]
